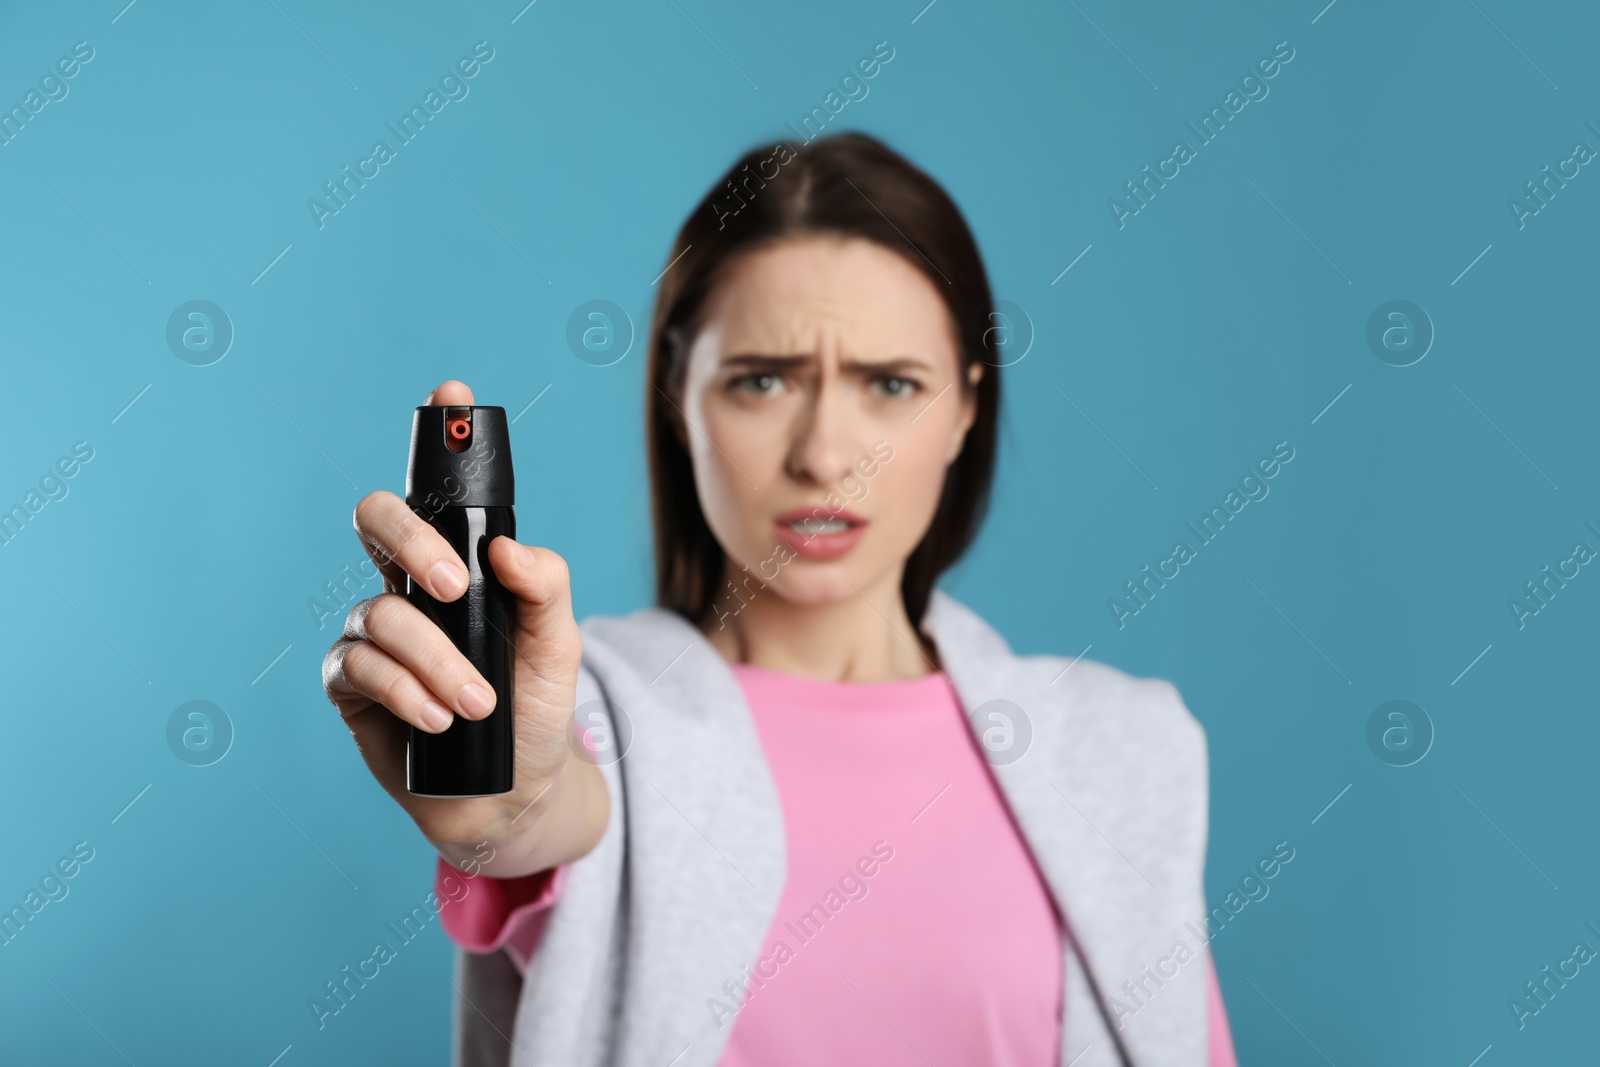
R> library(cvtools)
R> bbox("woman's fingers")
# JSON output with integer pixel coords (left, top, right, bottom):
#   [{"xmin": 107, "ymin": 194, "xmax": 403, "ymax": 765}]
[
  {"xmin": 324, "ymin": 634, "xmax": 455, "ymax": 734},
  {"xmin": 321, "ymin": 680, "xmax": 409, "ymax": 797},
  {"xmin": 345, "ymin": 594, "xmax": 496, "ymax": 719},
  {"xmin": 353, "ymin": 490, "xmax": 468, "ymax": 602}
]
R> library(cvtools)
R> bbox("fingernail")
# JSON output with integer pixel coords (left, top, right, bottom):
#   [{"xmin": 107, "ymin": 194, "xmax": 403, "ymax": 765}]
[
  {"xmin": 430, "ymin": 560, "xmax": 467, "ymax": 598},
  {"xmin": 421, "ymin": 699, "xmax": 453, "ymax": 732},
  {"xmin": 459, "ymin": 682, "xmax": 496, "ymax": 717},
  {"xmin": 516, "ymin": 542, "xmax": 534, "ymax": 568}
]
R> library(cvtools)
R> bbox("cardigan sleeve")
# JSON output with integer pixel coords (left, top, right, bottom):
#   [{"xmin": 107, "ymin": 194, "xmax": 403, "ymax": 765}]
[{"xmin": 436, "ymin": 856, "xmax": 570, "ymax": 974}]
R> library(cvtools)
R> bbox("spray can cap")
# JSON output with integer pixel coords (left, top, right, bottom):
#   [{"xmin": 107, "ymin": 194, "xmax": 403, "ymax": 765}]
[{"xmin": 405, "ymin": 405, "xmax": 515, "ymax": 508}]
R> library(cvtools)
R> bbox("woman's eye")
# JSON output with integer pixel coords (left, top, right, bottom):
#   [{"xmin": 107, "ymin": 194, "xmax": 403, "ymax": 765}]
[
  {"xmin": 735, "ymin": 373, "xmax": 785, "ymax": 396},
  {"xmin": 872, "ymin": 376, "xmax": 919, "ymax": 398}
]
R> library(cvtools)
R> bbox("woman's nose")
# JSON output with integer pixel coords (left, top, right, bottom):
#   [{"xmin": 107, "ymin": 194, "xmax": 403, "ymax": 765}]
[{"xmin": 784, "ymin": 378, "xmax": 856, "ymax": 487}]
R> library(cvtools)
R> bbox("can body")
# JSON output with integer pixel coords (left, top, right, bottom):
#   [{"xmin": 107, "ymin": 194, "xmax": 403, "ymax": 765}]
[{"xmin": 406, "ymin": 504, "xmax": 516, "ymax": 797}]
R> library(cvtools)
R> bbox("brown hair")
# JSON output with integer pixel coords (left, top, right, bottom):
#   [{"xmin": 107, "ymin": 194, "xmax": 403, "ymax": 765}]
[{"xmin": 647, "ymin": 131, "xmax": 1000, "ymax": 629}]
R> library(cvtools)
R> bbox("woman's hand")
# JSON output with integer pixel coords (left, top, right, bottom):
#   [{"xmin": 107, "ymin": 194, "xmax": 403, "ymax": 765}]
[{"xmin": 322, "ymin": 380, "xmax": 609, "ymax": 879}]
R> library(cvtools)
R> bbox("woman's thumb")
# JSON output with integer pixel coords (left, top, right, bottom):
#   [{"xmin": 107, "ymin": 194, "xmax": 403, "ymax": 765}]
[{"xmin": 487, "ymin": 537, "xmax": 581, "ymax": 675}]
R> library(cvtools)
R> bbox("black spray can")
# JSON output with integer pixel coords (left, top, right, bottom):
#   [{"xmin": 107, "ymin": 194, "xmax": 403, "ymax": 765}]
[{"xmin": 404, "ymin": 404, "xmax": 516, "ymax": 797}]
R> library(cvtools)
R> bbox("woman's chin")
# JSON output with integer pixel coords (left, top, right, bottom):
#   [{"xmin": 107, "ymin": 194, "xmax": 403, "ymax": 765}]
[{"xmin": 759, "ymin": 564, "xmax": 887, "ymax": 609}]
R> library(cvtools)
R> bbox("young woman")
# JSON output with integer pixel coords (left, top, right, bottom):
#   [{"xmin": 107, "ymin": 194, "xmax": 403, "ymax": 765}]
[{"xmin": 323, "ymin": 133, "xmax": 1236, "ymax": 1067}]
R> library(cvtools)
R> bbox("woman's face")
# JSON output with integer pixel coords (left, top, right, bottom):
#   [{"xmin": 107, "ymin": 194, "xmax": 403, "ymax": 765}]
[{"xmin": 680, "ymin": 235, "xmax": 980, "ymax": 612}]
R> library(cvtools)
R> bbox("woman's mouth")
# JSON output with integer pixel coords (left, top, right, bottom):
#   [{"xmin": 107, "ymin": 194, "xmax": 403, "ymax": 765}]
[{"xmin": 772, "ymin": 507, "xmax": 868, "ymax": 561}]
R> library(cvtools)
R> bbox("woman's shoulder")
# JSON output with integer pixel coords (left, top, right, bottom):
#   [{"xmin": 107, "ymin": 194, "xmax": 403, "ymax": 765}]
[
  {"xmin": 1027, "ymin": 648, "xmax": 1201, "ymax": 740},
  {"xmin": 924, "ymin": 590, "xmax": 1207, "ymax": 760},
  {"xmin": 1020, "ymin": 651, "xmax": 1207, "ymax": 770}
]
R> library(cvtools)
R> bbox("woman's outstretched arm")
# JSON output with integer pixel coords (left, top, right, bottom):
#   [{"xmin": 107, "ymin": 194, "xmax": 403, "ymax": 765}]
[{"xmin": 322, "ymin": 379, "xmax": 610, "ymax": 882}]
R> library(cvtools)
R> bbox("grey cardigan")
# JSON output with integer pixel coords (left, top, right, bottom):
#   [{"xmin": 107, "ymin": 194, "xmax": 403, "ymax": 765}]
[{"xmin": 451, "ymin": 590, "xmax": 1211, "ymax": 1067}]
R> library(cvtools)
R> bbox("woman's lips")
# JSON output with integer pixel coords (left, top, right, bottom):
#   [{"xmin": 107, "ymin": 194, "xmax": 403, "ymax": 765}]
[{"xmin": 772, "ymin": 507, "xmax": 867, "ymax": 561}]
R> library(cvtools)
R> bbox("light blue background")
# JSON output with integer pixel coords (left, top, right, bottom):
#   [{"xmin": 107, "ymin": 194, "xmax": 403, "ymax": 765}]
[{"xmin": 3, "ymin": 0, "xmax": 1597, "ymax": 1063}]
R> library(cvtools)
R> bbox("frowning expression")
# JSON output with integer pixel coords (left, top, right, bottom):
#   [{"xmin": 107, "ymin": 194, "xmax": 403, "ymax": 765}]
[{"xmin": 680, "ymin": 235, "xmax": 980, "ymax": 609}]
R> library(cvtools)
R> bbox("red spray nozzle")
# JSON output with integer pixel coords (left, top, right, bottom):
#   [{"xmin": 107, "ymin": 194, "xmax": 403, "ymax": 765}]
[{"xmin": 445, "ymin": 412, "xmax": 472, "ymax": 452}]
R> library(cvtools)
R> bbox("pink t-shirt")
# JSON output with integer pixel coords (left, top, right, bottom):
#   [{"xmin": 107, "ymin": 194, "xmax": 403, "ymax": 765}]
[{"xmin": 437, "ymin": 665, "xmax": 1237, "ymax": 1066}]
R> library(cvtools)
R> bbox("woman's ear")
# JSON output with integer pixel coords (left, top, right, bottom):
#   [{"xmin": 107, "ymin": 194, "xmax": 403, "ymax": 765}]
[{"xmin": 944, "ymin": 360, "xmax": 984, "ymax": 464}]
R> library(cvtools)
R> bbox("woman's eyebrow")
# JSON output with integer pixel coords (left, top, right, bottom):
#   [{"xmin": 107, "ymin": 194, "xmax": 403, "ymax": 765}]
[
  {"xmin": 720, "ymin": 353, "xmax": 812, "ymax": 371},
  {"xmin": 840, "ymin": 355, "xmax": 935, "ymax": 375},
  {"xmin": 719, "ymin": 353, "xmax": 937, "ymax": 374}
]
